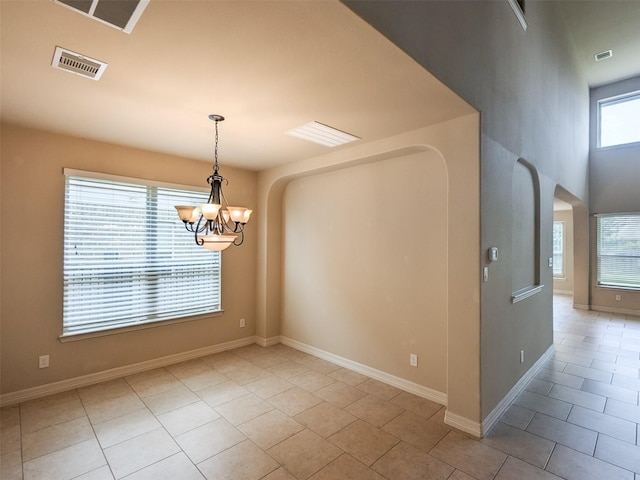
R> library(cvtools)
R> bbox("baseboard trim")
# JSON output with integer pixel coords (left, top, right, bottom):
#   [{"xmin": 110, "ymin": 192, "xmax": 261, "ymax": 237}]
[
  {"xmin": 591, "ymin": 305, "xmax": 640, "ymax": 317},
  {"xmin": 445, "ymin": 411, "xmax": 483, "ymax": 437},
  {"xmin": 0, "ymin": 336, "xmax": 256, "ymax": 407},
  {"xmin": 553, "ymin": 289, "xmax": 573, "ymax": 296},
  {"xmin": 279, "ymin": 336, "xmax": 447, "ymax": 406},
  {"xmin": 573, "ymin": 303, "xmax": 590, "ymax": 311},
  {"xmin": 481, "ymin": 344, "xmax": 554, "ymax": 436},
  {"xmin": 255, "ymin": 335, "xmax": 282, "ymax": 347}
]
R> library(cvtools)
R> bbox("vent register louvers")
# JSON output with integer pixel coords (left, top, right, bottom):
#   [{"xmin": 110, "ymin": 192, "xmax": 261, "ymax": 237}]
[{"xmin": 50, "ymin": 0, "xmax": 149, "ymax": 80}]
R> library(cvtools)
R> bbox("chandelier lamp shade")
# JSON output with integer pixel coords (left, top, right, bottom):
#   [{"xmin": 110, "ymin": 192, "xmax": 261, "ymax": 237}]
[{"xmin": 175, "ymin": 114, "xmax": 252, "ymax": 251}]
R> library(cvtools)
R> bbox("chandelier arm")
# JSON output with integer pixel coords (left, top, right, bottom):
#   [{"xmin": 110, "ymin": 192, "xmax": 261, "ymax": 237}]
[{"xmin": 232, "ymin": 230, "xmax": 245, "ymax": 246}]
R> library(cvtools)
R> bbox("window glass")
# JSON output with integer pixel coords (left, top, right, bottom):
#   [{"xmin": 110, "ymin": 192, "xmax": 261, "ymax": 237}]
[
  {"xmin": 599, "ymin": 92, "xmax": 640, "ymax": 148},
  {"xmin": 553, "ymin": 221, "xmax": 564, "ymax": 277},
  {"xmin": 63, "ymin": 171, "xmax": 220, "ymax": 336},
  {"xmin": 597, "ymin": 214, "xmax": 640, "ymax": 289}
]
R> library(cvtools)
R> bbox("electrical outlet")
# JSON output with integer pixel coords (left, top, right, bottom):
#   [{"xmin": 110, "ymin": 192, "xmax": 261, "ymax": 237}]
[
  {"xmin": 240, "ymin": 318, "xmax": 246, "ymax": 328},
  {"xmin": 409, "ymin": 354, "xmax": 418, "ymax": 367},
  {"xmin": 615, "ymin": 295, "xmax": 621, "ymax": 301},
  {"xmin": 483, "ymin": 267, "xmax": 489, "ymax": 282},
  {"xmin": 39, "ymin": 355, "xmax": 49, "ymax": 369}
]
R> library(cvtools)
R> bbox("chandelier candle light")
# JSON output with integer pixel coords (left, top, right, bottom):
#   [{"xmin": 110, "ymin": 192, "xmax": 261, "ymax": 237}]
[{"xmin": 175, "ymin": 114, "xmax": 252, "ymax": 251}]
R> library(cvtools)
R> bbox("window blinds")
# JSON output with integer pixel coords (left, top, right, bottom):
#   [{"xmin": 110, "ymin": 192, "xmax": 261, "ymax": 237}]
[
  {"xmin": 63, "ymin": 171, "xmax": 221, "ymax": 336},
  {"xmin": 597, "ymin": 214, "xmax": 640, "ymax": 289}
]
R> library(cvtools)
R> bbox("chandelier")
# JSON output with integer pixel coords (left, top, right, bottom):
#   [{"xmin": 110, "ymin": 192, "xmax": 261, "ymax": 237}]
[{"xmin": 175, "ymin": 114, "xmax": 252, "ymax": 251}]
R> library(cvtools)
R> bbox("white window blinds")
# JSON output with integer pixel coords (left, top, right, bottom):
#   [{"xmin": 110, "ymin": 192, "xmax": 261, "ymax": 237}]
[
  {"xmin": 63, "ymin": 170, "xmax": 220, "ymax": 336},
  {"xmin": 597, "ymin": 214, "xmax": 640, "ymax": 289}
]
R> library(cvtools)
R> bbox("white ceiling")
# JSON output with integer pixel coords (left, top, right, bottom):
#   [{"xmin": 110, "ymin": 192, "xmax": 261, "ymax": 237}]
[
  {"xmin": 0, "ymin": 0, "xmax": 473, "ymax": 171},
  {"xmin": 2, "ymin": 1, "xmax": 639, "ymax": 171}
]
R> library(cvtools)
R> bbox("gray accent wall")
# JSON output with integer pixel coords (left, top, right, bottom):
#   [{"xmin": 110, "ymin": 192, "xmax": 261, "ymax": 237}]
[{"xmin": 344, "ymin": 1, "xmax": 590, "ymax": 419}]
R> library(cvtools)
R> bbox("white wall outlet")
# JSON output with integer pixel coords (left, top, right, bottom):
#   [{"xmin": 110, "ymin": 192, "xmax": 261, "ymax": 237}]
[
  {"xmin": 39, "ymin": 355, "xmax": 49, "ymax": 368},
  {"xmin": 548, "ymin": 257, "xmax": 553, "ymax": 268},
  {"xmin": 615, "ymin": 295, "xmax": 621, "ymax": 301},
  {"xmin": 409, "ymin": 353, "xmax": 418, "ymax": 367},
  {"xmin": 240, "ymin": 318, "xmax": 246, "ymax": 328},
  {"xmin": 483, "ymin": 267, "xmax": 489, "ymax": 282},
  {"xmin": 520, "ymin": 350, "xmax": 524, "ymax": 364}
]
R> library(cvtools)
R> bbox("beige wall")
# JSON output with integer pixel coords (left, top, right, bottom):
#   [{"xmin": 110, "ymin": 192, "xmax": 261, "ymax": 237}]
[
  {"xmin": 257, "ymin": 113, "xmax": 481, "ymax": 427},
  {"xmin": 0, "ymin": 123, "xmax": 258, "ymax": 395},
  {"xmin": 553, "ymin": 209, "xmax": 574, "ymax": 294},
  {"xmin": 282, "ymin": 150, "xmax": 448, "ymax": 392}
]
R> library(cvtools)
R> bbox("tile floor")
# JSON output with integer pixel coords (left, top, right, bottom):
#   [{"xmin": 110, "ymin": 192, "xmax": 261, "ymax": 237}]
[{"xmin": 1, "ymin": 295, "xmax": 639, "ymax": 480}]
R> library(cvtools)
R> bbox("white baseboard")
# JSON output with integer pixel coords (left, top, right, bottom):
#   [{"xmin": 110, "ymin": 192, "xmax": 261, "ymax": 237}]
[
  {"xmin": 0, "ymin": 336, "xmax": 256, "ymax": 407},
  {"xmin": 573, "ymin": 303, "xmax": 590, "ymax": 311},
  {"xmin": 481, "ymin": 344, "xmax": 554, "ymax": 436},
  {"xmin": 553, "ymin": 289, "xmax": 573, "ymax": 295},
  {"xmin": 255, "ymin": 335, "xmax": 282, "ymax": 347},
  {"xmin": 591, "ymin": 305, "xmax": 640, "ymax": 317},
  {"xmin": 445, "ymin": 411, "xmax": 483, "ymax": 437},
  {"xmin": 279, "ymin": 336, "xmax": 447, "ymax": 406}
]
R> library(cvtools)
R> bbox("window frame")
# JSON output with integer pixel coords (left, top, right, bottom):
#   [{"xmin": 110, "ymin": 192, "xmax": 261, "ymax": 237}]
[
  {"xmin": 596, "ymin": 213, "xmax": 640, "ymax": 291},
  {"xmin": 597, "ymin": 90, "xmax": 640, "ymax": 149},
  {"xmin": 61, "ymin": 169, "xmax": 222, "ymax": 340}
]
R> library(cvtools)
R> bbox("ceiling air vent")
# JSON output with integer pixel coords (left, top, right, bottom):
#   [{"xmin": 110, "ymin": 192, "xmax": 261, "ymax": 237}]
[
  {"xmin": 53, "ymin": 0, "xmax": 149, "ymax": 34},
  {"xmin": 286, "ymin": 121, "xmax": 360, "ymax": 147},
  {"xmin": 51, "ymin": 47, "xmax": 107, "ymax": 80},
  {"xmin": 595, "ymin": 50, "xmax": 613, "ymax": 62}
]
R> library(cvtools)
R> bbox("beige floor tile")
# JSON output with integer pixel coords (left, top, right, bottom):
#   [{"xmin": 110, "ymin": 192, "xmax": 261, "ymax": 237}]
[
  {"xmin": 513, "ymin": 391, "xmax": 572, "ymax": 420},
  {"xmin": 23, "ymin": 438, "xmax": 106, "ymax": 480},
  {"xmin": 234, "ymin": 344, "xmax": 270, "ymax": 359},
  {"xmin": 173, "ymin": 369, "xmax": 228, "ymax": 392},
  {"xmin": 294, "ymin": 402, "xmax": 357, "ymax": 438},
  {"xmin": 196, "ymin": 380, "xmax": 248, "ymax": 407},
  {"xmin": 125, "ymin": 368, "xmax": 182, "ymax": 398},
  {"xmin": 123, "ymin": 452, "xmax": 204, "ymax": 480},
  {"xmin": 309, "ymin": 454, "xmax": 386, "ymax": 480},
  {"xmin": 1, "ymin": 406, "xmax": 21, "ymax": 455},
  {"xmin": 269, "ymin": 387, "xmax": 322, "ymax": 417},
  {"xmin": 389, "ymin": 391, "xmax": 443, "ymax": 419},
  {"xmin": 20, "ymin": 396, "xmax": 87, "ymax": 435},
  {"xmin": 201, "ymin": 352, "xmax": 252, "ymax": 373},
  {"xmin": 526, "ymin": 412, "xmax": 597, "ymax": 455},
  {"xmin": 198, "ymin": 439, "xmax": 279, "ymax": 480},
  {"xmin": 313, "ymin": 381, "xmax": 367, "ymax": 408},
  {"xmin": 547, "ymin": 444, "xmax": 635, "ymax": 480},
  {"xmin": 249, "ymin": 353, "xmax": 291, "ymax": 369},
  {"xmin": 328, "ymin": 419, "xmax": 398, "ymax": 466},
  {"xmin": 214, "ymin": 393, "xmax": 274, "ymax": 425},
  {"xmin": 382, "ymin": 410, "xmax": 449, "ymax": 453},
  {"xmin": 83, "ymin": 392, "xmax": 146, "ymax": 425},
  {"xmin": 224, "ymin": 365, "xmax": 271, "ymax": 385},
  {"xmin": 238, "ymin": 409, "xmax": 304, "ymax": 449},
  {"xmin": 494, "ymin": 455, "xmax": 563, "ymax": 480},
  {"xmin": 261, "ymin": 467, "xmax": 297, "ymax": 480},
  {"xmin": 22, "ymin": 416, "xmax": 95, "ymax": 461},
  {"xmin": 156, "ymin": 400, "xmax": 220, "ymax": 437},
  {"xmin": 0, "ymin": 449, "xmax": 23, "ymax": 480},
  {"xmin": 356, "ymin": 379, "xmax": 402, "ymax": 401},
  {"xmin": 289, "ymin": 372, "xmax": 335, "ymax": 393},
  {"xmin": 165, "ymin": 358, "xmax": 210, "ymax": 377},
  {"xmin": 175, "ymin": 418, "xmax": 245, "ymax": 464},
  {"xmin": 481, "ymin": 421, "xmax": 554, "ymax": 468},
  {"xmin": 448, "ymin": 470, "xmax": 478, "ymax": 480},
  {"xmin": 328, "ymin": 368, "xmax": 369, "ymax": 386},
  {"xmin": 266, "ymin": 344, "xmax": 299, "ymax": 356},
  {"xmin": 568, "ymin": 404, "xmax": 637, "ymax": 443},
  {"xmin": 499, "ymin": 404, "xmax": 535, "ymax": 430},
  {"xmin": 73, "ymin": 465, "xmax": 114, "ymax": 479},
  {"xmin": 430, "ymin": 431, "xmax": 507, "ymax": 480},
  {"xmin": 141, "ymin": 384, "xmax": 199, "ymax": 415},
  {"xmin": 548, "ymin": 384, "xmax": 606, "ymax": 412},
  {"xmin": 244, "ymin": 375, "xmax": 294, "ymax": 399},
  {"xmin": 595, "ymin": 434, "xmax": 640, "ymax": 473},
  {"xmin": 266, "ymin": 361, "xmax": 312, "ymax": 380},
  {"xmin": 267, "ymin": 429, "xmax": 342, "ymax": 479},
  {"xmin": 296, "ymin": 357, "xmax": 341, "ymax": 375},
  {"xmin": 372, "ymin": 441, "xmax": 454, "ymax": 480},
  {"xmin": 78, "ymin": 379, "xmax": 135, "ymax": 405},
  {"xmin": 345, "ymin": 394, "xmax": 402, "ymax": 427},
  {"xmin": 103, "ymin": 428, "xmax": 179, "ymax": 479},
  {"xmin": 93, "ymin": 408, "xmax": 159, "ymax": 449}
]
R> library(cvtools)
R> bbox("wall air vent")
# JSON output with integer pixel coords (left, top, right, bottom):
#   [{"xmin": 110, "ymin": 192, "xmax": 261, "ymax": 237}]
[
  {"xmin": 51, "ymin": 47, "xmax": 107, "ymax": 80},
  {"xmin": 595, "ymin": 50, "xmax": 613, "ymax": 62},
  {"xmin": 53, "ymin": 0, "xmax": 149, "ymax": 34}
]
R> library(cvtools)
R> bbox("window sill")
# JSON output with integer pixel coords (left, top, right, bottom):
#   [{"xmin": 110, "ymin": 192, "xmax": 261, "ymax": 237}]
[
  {"xmin": 511, "ymin": 285, "xmax": 544, "ymax": 304},
  {"xmin": 59, "ymin": 310, "xmax": 224, "ymax": 342},
  {"xmin": 595, "ymin": 285, "xmax": 640, "ymax": 292}
]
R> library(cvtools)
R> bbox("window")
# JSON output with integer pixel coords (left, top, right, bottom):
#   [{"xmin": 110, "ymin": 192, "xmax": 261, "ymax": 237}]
[
  {"xmin": 553, "ymin": 221, "xmax": 564, "ymax": 277},
  {"xmin": 597, "ymin": 214, "xmax": 640, "ymax": 289},
  {"xmin": 63, "ymin": 169, "xmax": 220, "ymax": 337},
  {"xmin": 598, "ymin": 92, "xmax": 640, "ymax": 148}
]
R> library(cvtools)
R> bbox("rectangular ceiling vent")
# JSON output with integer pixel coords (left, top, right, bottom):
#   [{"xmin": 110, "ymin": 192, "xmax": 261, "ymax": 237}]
[
  {"xmin": 52, "ymin": 46, "xmax": 107, "ymax": 80},
  {"xmin": 595, "ymin": 50, "xmax": 613, "ymax": 62},
  {"xmin": 53, "ymin": 0, "xmax": 149, "ymax": 34},
  {"xmin": 286, "ymin": 121, "xmax": 360, "ymax": 148}
]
